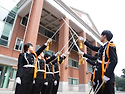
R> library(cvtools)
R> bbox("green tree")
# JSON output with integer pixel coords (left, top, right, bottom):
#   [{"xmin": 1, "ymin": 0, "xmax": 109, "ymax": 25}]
[{"xmin": 121, "ymin": 68, "xmax": 125, "ymax": 78}]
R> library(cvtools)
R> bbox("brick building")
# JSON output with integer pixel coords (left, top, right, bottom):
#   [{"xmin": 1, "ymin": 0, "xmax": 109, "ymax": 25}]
[{"xmin": 0, "ymin": 0, "xmax": 101, "ymax": 92}]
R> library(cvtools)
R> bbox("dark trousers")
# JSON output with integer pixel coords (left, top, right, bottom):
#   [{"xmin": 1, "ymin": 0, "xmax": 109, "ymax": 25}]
[
  {"xmin": 103, "ymin": 81, "xmax": 115, "ymax": 94},
  {"xmin": 41, "ymin": 80, "xmax": 53, "ymax": 94},
  {"xmin": 15, "ymin": 84, "xmax": 22, "ymax": 94},
  {"xmin": 21, "ymin": 68, "xmax": 34, "ymax": 94},
  {"xmin": 51, "ymin": 80, "xmax": 59, "ymax": 94},
  {"xmin": 32, "ymin": 78, "xmax": 44, "ymax": 94}
]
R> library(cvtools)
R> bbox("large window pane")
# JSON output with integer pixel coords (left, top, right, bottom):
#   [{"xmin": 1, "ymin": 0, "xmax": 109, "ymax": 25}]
[
  {"xmin": 8, "ymin": 11, "xmax": 16, "ymax": 18},
  {"xmin": 39, "ymin": 26, "xmax": 45, "ymax": 35},
  {"xmin": 38, "ymin": 25, "xmax": 55, "ymax": 40},
  {"xmin": 6, "ymin": 16, "xmax": 14, "ymax": 25},
  {"xmin": 1, "ymin": 23, "xmax": 12, "ymax": 39},
  {"xmin": 88, "ymin": 64, "xmax": 92, "ymax": 73},
  {"xmin": 68, "ymin": 58, "xmax": 72, "ymax": 66},
  {"xmin": 73, "ymin": 79, "xmax": 77, "ymax": 85}
]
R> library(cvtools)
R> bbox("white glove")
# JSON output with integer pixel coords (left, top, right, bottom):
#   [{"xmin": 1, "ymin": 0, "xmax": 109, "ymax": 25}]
[
  {"xmin": 44, "ymin": 82, "xmax": 48, "ymax": 86},
  {"xmin": 55, "ymin": 51, "xmax": 60, "ymax": 57},
  {"xmin": 66, "ymin": 52, "xmax": 70, "ymax": 57},
  {"xmin": 45, "ymin": 38, "xmax": 52, "ymax": 46},
  {"xmin": 103, "ymin": 75, "xmax": 110, "ymax": 83},
  {"xmin": 16, "ymin": 77, "xmax": 21, "ymax": 84},
  {"xmin": 78, "ymin": 50, "xmax": 84, "ymax": 55},
  {"xmin": 78, "ymin": 36, "xmax": 84, "ymax": 41},
  {"xmin": 33, "ymin": 80, "xmax": 35, "ymax": 84},
  {"xmin": 81, "ymin": 56, "xmax": 87, "ymax": 60},
  {"xmin": 54, "ymin": 80, "xmax": 57, "ymax": 86},
  {"xmin": 61, "ymin": 53, "xmax": 66, "ymax": 57},
  {"xmin": 93, "ymin": 81, "xmax": 96, "ymax": 86}
]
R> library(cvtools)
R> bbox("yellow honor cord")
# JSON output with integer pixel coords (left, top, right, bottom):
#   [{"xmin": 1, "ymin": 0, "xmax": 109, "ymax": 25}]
[
  {"xmin": 82, "ymin": 59, "xmax": 84, "ymax": 64},
  {"xmin": 77, "ymin": 39, "xmax": 83, "ymax": 49},
  {"xmin": 102, "ymin": 55, "xmax": 105, "ymax": 78},
  {"xmin": 92, "ymin": 69, "xmax": 96, "ymax": 82},
  {"xmin": 43, "ymin": 59, "xmax": 46, "ymax": 79},
  {"xmin": 46, "ymin": 44, "xmax": 49, "ymax": 51},
  {"xmin": 79, "ymin": 55, "xmax": 81, "ymax": 65},
  {"xmin": 46, "ymin": 40, "xmax": 52, "ymax": 51},
  {"xmin": 57, "ymin": 56, "xmax": 61, "ymax": 77},
  {"xmin": 59, "ymin": 64, "xmax": 60, "ymax": 77},
  {"xmin": 31, "ymin": 51, "xmax": 37, "ymax": 79},
  {"xmin": 80, "ymin": 41, "xmax": 83, "ymax": 49},
  {"xmin": 44, "ymin": 64, "xmax": 46, "ymax": 79}
]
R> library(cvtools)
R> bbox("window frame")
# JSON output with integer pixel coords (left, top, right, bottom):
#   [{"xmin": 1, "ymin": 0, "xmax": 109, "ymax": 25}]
[
  {"xmin": 14, "ymin": 37, "xmax": 23, "ymax": 51},
  {"xmin": 0, "ymin": 8, "xmax": 17, "ymax": 47},
  {"xmin": 38, "ymin": 24, "xmax": 56, "ymax": 41},
  {"xmin": 20, "ymin": 16, "xmax": 28, "ymax": 27},
  {"xmin": 68, "ymin": 57, "xmax": 79, "ymax": 69},
  {"xmin": 68, "ymin": 77, "xmax": 79, "ymax": 85}
]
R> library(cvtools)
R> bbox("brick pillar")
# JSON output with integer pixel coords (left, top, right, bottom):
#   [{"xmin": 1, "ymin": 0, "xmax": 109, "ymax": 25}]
[
  {"xmin": 24, "ymin": 0, "xmax": 44, "ymax": 49},
  {"xmin": 58, "ymin": 17, "xmax": 69, "ymax": 92},
  {"xmin": 78, "ymin": 31, "xmax": 88, "ymax": 92},
  {"xmin": 91, "ymin": 41, "xmax": 98, "ymax": 56}
]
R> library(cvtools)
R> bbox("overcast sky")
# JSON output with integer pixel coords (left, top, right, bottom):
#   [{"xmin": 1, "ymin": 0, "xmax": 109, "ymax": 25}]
[{"xmin": 62, "ymin": 0, "xmax": 125, "ymax": 77}]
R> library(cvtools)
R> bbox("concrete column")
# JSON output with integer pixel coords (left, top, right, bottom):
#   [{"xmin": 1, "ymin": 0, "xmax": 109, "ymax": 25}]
[
  {"xmin": 91, "ymin": 41, "xmax": 98, "ymax": 56},
  {"xmin": 78, "ymin": 31, "xmax": 89, "ymax": 92},
  {"xmin": 24, "ymin": 0, "xmax": 44, "ymax": 49},
  {"xmin": 58, "ymin": 17, "xmax": 69, "ymax": 92}
]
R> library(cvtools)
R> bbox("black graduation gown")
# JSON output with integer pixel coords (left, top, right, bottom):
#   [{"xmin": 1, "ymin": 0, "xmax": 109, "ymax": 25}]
[
  {"xmin": 15, "ymin": 44, "xmax": 46, "ymax": 94},
  {"xmin": 33, "ymin": 55, "xmax": 56, "ymax": 94},
  {"xmin": 84, "ymin": 41, "xmax": 118, "ymax": 94},
  {"xmin": 51, "ymin": 56, "xmax": 65, "ymax": 94}
]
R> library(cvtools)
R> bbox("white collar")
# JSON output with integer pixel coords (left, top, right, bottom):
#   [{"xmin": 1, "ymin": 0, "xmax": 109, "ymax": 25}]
[
  {"xmin": 102, "ymin": 42, "xmax": 108, "ymax": 46},
  {"xmin": 26, "ymin": 52, "xmax": 30, "ymax": 54}
]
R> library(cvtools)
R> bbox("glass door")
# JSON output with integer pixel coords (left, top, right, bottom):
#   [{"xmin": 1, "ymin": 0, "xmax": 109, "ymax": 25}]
[{"xmin": 0, "ymin": 65, "xmax": 6, "ymax": 88}]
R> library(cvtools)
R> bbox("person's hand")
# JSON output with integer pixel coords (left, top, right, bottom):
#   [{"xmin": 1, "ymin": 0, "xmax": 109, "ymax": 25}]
[
  {"xmin": 61, "ymin": 53, "xmax": 66, "ymax": 57},
  {"xmin": 93, "ymin": 81, "xmax": 96, "ymax": 86},
  {"xmin": 54, "ymin": 80, "xmax": 57, "ymax": 86},
  {"xmin": 103, "ymin": 75, "xmax": 110, "ymax": 83},
  {"xmin": 66, "ymin": 52, "xmax": 70, "ymax": 57},
  {"xmin": 78, "ymin": 50, "xmax": 84, "ymax": 55},
  {"xmin": 16, "ymin": 77, "xmax": 21, "ymax": 84},
  {"xmin": 55, "ymin": 51, "xmax": 61, "ymax": 57},
  {"xmin": 45, "ymin": 38, "xmax": 52, "ymax": 46},
  {"xmin": 78, "ymin": 36, "xmax": 84, "ymax": 41},
  {"xmin": 33, "ymin": 80, "xmax": 35, "ymax": 84},
  {"xmin": 44, "ymin": 82, "xmax": 48, "ymax": 86}
]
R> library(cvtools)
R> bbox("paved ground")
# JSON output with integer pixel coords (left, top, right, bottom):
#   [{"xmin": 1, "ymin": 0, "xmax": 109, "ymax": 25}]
[{"xmin": 0, "ymin": 89, "xmax": 124, "ymax": 94}]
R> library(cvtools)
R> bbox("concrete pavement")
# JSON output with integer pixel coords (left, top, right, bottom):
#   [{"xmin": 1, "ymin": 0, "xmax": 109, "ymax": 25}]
[{"xmin": 0, "ymin": 89, "xmax": 124, "ymax": 94}]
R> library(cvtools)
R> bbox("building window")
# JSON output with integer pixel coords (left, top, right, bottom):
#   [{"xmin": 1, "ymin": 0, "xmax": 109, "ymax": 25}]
[
  {"xmin": 0, "ymin": 5, "xmax": 18, "ymax": 47},
  {"xmin": 20, "ymin": 17, "xmax": 28, "ymax": 27},
  {"xmin": 68, "ymin": 58, "xmax": 79, "ymax": 68},
  {"xmin": 35, "ymin": 45, "xmax": 54, "ymax": 56},
  {"xmin": 44, "ymin": 50, "xmax": 54, "ymax": 56},
  {"xmin": 87, "ymin": 47, "xmax": 92, "ymax": 55},
  {"xmin": 14, "ymin": 38, "xmax": 23, "ymax": 51},
  {"xmin": 87, "ymin": 64, "xmax": 92, "ymax": 73},
  {"xmin": 38, "ymin": 25, "xmax": 56, "ymax": 41},
  {"xmin": 68, "ymin": 77, "xmax": 79, "ymax": 85}
]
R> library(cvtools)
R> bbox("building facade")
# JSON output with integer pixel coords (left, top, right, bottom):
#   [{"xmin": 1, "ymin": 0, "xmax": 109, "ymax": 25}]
[{"xmin": 0, "ymin": 0, "xmax": 101, "ymax": 92}]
